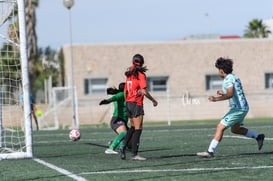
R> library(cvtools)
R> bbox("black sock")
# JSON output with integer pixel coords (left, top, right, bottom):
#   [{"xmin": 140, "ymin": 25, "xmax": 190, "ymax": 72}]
[
  {"xmin": 131, "ymin": 129, "xmax": 142, "ymax": 156},
  {"xmin": 122, "ymin": 126, "xmax": 135, "ymax": 148}
]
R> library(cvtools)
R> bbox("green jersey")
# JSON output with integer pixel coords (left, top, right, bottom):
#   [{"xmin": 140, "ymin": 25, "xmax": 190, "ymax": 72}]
[{"xmin": 109, "ymin": 92, "xmax": 128, "ymax": 122}]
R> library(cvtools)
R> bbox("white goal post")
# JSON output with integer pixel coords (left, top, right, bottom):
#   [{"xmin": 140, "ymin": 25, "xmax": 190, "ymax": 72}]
[
  {"xmin": 0, "ymin": 0, "xmax": 33, "ymax": 159},
  {"xmin": 38, "ymin": 86, "xmax": 79, "ymax": 130}
]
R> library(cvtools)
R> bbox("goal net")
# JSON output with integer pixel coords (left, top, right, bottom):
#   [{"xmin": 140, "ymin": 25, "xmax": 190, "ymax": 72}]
[
  {"xmin": 38, "ymin": 86, "xmax": 79, "ymax": 130},
  {"xmin": 0, "ymin": 0, "xmax": 32, "ymax": 159}
]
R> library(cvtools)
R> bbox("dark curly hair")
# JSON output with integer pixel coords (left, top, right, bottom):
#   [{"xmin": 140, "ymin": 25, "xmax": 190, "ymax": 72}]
[
  {"xmin": 215, "ymin": 57, "xmax": 233, "ymax": 74},
  {"xmin": 118, "ymin": 82, "xmax": 125, "ymax": 91},
  {"xmin": 125, "ymin": 54, "xmax": 148, "ymax": 78},
  {"xmin": 106, "ymin": 82, "xmax": 125, "ymax": 95}
]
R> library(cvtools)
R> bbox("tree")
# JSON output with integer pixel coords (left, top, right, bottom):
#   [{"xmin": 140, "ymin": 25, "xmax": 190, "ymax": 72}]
[
  {"xmin": 7, "ymin": 0, "xmax": 40, "ymax": 92},
  {"xmin": 42, "ymin": 46, "xmax": 60, "ymax": 87},
  {"xmin": 243, "ymin": 19, "xmax": 271, "ymax": 38},
  {"xmin": 0, "ymin": 43, "xmax": 21, "ymax": 104},
  {"xmin": 25, "ymin": 0, "xmax": 39, "ymax": 92},
  {"xmin": 58, "ymin": 48, "xmax": 65, "ymax": 86},
  {"xmin": 3, "ymin": 0, "xmax": 62, "ymax": 103},
  {"xmin": 32, "ymin": 47, "xmax": 61, "ymax": 94}
]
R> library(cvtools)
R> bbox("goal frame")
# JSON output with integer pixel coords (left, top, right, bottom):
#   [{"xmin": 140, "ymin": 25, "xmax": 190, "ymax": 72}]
[
  {"xmin": 0, "ymin": 0, "xmax": 33, "ymax": 160},
  {"xmin": 38, "ymin": 86, "xmax": 79, "ymax": 130}
]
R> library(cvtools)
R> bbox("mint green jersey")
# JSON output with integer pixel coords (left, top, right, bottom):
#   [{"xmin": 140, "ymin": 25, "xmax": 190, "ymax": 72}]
[
  {"xmin": 109, "ymin": 92, "xmax": 128, "ymax": 122},
  {"xmin": 222, "ymin": 74, "xmax": 249, "ymax": 111}
]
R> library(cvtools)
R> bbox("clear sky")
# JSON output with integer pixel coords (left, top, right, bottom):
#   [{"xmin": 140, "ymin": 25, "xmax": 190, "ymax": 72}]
[{"xmin": 36, "ymin": 0, "xmax": 273, "ymax": 49}]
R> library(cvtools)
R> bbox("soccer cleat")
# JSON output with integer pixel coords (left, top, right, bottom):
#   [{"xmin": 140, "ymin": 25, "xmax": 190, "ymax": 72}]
[
  {"xmin": 196, "ymin": 151, "xmax": 214, "ymax": 158},
  {"xmin": 119, "ymin": 146, "xmax": 126, "ymax": 160},
  {"xmin": 256, "ymin": 134, "xmax": 265, "ymax": 150},
  {"xmin": 105, "ymin": 149, "xmax": 118, "ymax": 154},
  {"xmin": 131, "ymin": 155, "xmax": 147, "ymax": 161}
]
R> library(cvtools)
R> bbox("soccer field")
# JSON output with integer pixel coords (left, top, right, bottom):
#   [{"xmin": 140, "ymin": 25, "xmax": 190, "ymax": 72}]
[{"xmin": 1, "ymin": 119, "xmax": 273, "ymax": 181}]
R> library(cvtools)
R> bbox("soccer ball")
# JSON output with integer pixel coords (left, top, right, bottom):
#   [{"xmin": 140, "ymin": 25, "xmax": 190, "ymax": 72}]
[
  {"xmin": 69, "ymin": 129, "xmax": 81, "ymax": 141},
  {"xmin": 35, "ymin": 109, "xmax": 43, "ymax": 117}
]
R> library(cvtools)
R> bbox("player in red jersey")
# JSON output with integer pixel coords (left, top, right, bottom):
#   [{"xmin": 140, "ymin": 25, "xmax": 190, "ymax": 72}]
[{"xmin": 119, "ymin": 54, "xmax": 158, "ymax": 161}]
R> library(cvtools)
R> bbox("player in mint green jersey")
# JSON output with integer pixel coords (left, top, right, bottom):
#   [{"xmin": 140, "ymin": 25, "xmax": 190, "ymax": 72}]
[
  {"xmin": 99, "ymin": 82, "xmax": 129, "ymax": 154},
  {"xmin": 197, "ymin": 57, "xmax": 265, "ymax": 158}
]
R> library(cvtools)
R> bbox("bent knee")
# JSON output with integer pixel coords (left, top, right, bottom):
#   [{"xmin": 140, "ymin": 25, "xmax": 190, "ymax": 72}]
[{"xmin": 231, "ymin": 126, "xmax": 241, "ymax": 134}]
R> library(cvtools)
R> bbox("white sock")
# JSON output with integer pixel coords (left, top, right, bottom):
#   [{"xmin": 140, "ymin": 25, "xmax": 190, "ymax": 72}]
[
  {"xmin": 208, "ymin": 139, "xmax": 219, "ymax": 153},
  {"xmin": 245, "ymin": 129, "xmax": 258, "ymax": 139}
]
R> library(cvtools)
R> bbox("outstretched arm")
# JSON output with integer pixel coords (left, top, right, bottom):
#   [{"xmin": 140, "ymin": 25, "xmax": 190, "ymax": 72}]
[{"xmin": 99, "ymin": 99, "xmax": 111, "ymax": 105}]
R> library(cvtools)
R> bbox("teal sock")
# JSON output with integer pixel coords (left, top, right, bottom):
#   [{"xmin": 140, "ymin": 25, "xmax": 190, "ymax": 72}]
[{"xmin": 110, "ymin": 132, "xmax": 126, "ymax": 150}]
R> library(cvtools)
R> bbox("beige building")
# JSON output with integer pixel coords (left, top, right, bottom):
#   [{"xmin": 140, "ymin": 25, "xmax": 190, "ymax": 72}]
[{"xmin": 62, "ymin": 38, "xmax": 273, "ymax": 125}]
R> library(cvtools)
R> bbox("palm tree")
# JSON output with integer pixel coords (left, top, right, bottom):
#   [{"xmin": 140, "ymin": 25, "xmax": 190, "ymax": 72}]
[
  {"xmin": 7, "ymin": 0, "xmax": 39, "ymax": 85},
  {"xmin": 243, "ymin": 19, "xmax": 271, "ymax": 38},
  {"xmin": 25, "ymin": 0, "xmax": 39, "ymax": 90},
  {"xmin": 4, "ymin": 0, "xmax": 62, "ymax": 101}
]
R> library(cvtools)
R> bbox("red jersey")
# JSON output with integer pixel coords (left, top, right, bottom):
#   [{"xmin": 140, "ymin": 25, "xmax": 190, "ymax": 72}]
[{"xmin": 125, "ymin": 71, "xmax": 147, "ymax": 106}]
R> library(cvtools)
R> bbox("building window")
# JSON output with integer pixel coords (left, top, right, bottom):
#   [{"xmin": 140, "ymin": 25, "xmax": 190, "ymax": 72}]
[
  {"xmin": 147, "ymin": 76, "xmax": 168, "ymax": 92},
  {"xmin": 265, "ymin": 73, "xmax": 273, "ymax": 89},
  {"xmin": 84, "ymin": 78, "xmax": 107, "ymax": 94},
  {"xmin": 206, "ymin": 75, "xmax": 222, "ymax": 90}
]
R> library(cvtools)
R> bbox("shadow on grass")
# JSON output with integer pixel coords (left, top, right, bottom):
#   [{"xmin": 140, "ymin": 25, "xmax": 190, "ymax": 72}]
[
  {"xmin": 139, "ymin": 148, "xmax": 171, "ymax": 153},
  {"xmin": 159, "ymin": 151, "xmax": 273, "ymax": 161},
  {"xmin": 85, "ymin": 142, "xmax": 108, "ymax": 148},
  {"xmin": 222, "ymin": 151, "xmax": 273, "ymax": 158},
  {"xmin": 85, "ymin": 143, "xmax": 172, "ymax": 153},
  {"xmin": 159, "ymin": 153, "xmax": 197, "ymax": 158}
]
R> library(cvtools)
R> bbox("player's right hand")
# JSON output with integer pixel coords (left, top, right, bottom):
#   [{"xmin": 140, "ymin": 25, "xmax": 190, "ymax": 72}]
[
  {"xmin": 99, "ymin": 99, "xmax": 110, "ymax": 105},
  {"xmin": 208, "ymin": 96, "xmax": 216, "ymax": 102}
]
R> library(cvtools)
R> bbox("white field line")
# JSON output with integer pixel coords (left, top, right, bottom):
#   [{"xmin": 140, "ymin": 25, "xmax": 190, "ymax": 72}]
[
  {"xmin": 79, "ymin": 165, "xmax": 273, "ymax": 175},
  {"xmin": 33, "ymin": 125, "xmax": 273, "ymax": 144},
  {"xmin": 208, "ymin": 135, "xmax": 273, "ymax": 141},
  {"xmin": 34, "ymin": 158, "xmax": 88, "ymax": 181},
  {"xmin": 32, "ymin": 126, "xmax": 273, "ymax": 179},
  {"xmin": 148, "ymin": 124, "xmax": 273, "ymax": 132},
  {"xmin": 35, "ymin": 124, "xmax": 273, "ymax": 137}
]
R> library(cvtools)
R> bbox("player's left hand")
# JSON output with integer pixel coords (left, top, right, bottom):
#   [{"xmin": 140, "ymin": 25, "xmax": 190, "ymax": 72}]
[
  {"xmin": 217, "ymin": 90, "xmax": 224, "ymax": 95},
  {"xmin": 152, "ymin": 100, "xmax": 158, "ymax": 107}
]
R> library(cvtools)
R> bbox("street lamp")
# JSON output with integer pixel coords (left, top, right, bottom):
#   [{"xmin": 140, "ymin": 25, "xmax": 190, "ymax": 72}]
[
  {"xmin": 63, "ymin": 0, "xmax": 77, "ymax": 128},
  {"xmin": 63, "ymin": 0, "xmax": 74, "ymax": 9}
]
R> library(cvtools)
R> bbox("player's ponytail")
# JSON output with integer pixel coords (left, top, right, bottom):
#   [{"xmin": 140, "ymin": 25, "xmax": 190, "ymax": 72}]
[{"xmin": 125, "ymin": 54, "xmax": 148, "ymax": 78}]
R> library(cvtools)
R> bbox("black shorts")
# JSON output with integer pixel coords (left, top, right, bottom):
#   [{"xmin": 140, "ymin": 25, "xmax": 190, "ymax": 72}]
[
  {"xmin": 110, "ymin": 117, "xmax": 128, "ymax": 132},
  {"xmin": 30, "ymin": 104, "xmax": 34, "ymax": 112},
  {"xmin": 126, "ymin": 102, "xmax": 144, "ymax": 118}
]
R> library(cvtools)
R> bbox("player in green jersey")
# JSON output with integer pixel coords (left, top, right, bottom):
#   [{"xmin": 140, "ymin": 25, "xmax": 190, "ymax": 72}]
[{"xmin": 99, "ymin": 82, "xmax": 129, "ymax": 154}]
